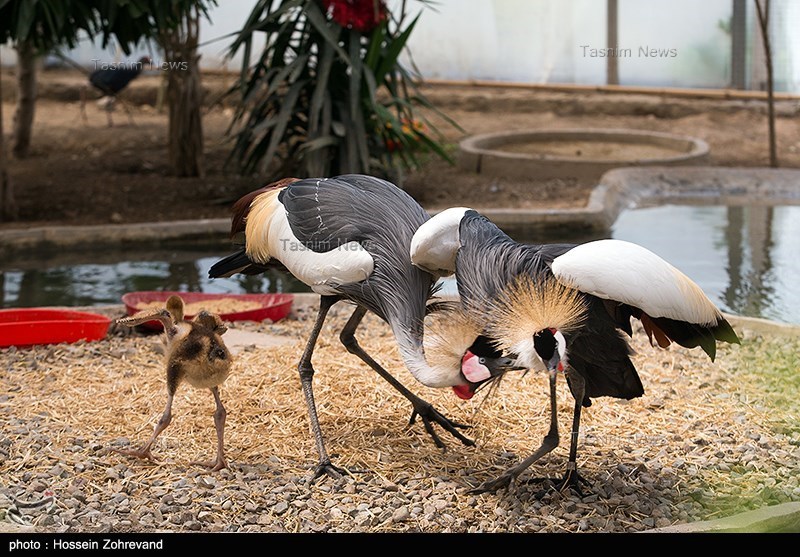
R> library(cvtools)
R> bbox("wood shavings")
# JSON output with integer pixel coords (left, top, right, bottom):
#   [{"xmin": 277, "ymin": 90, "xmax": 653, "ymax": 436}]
[{"xmin": 135, "ymin": 299, "xmax": 263, "ymax": 315}]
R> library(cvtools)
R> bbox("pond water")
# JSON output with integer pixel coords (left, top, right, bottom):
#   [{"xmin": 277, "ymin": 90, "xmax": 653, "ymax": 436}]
[
  {"xmin": 1, "ymin": 203, "xmax": 799, "ymax": 324},
  {"xmin": 610, "ymin": 203, "xmax": 800, "ymax": 326},
  {"xmin": 0, "ymin": 243, "xmax": 312, "ymax": 309}
]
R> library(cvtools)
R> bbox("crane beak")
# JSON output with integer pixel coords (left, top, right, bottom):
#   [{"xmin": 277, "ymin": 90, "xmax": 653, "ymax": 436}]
[
  {"xmin": 486, "ymin": 356, "xmax": 526, "ymax": 376},
  {"xmin": 544, "ymin": 353, "xmax": 563, "ymax": 377},
  {"xmin": 452, "ymin": 356, "xmax": 526, "ymax": 400}
]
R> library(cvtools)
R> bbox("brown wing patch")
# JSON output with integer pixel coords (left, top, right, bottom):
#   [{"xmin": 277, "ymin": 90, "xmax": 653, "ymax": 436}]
[
  {"xmin": 230, "ymin": 177, "xmax": 301, "ymax": 238},
  {"xmin": 641, "ymin": 313, "xmax": 672, "ymax": 349}
]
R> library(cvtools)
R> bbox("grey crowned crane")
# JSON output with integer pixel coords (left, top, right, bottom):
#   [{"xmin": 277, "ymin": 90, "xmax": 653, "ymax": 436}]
[
  {"xmin": 208, "ymin": 175, "xmax": 515, "ymax": 479},
  {"xmin": 411, "ymin": 207, "xmax": 740, "ymax": 494}
]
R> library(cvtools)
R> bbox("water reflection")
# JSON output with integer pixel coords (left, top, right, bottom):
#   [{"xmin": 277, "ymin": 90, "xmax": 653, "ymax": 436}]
[
  {"xmin": 723, "ymin": 206, "xmax": 775, "ymax": 319},
  {"xmin": 0, "ymin": 244, "xmax": 311, "ymax": 309},
  {"xmin": 611, "ymin": 203, "xmax": 800, "ymax": 325}
]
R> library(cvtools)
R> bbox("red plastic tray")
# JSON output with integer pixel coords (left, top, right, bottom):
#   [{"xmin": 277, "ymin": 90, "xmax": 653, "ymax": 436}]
[
  {"xmin": 121, "ymin": 291, "xmax": 294, "ymax": 330},
  {"xmin": 0, "ymin": 309, "xmax": 112, "ymax": 348}
]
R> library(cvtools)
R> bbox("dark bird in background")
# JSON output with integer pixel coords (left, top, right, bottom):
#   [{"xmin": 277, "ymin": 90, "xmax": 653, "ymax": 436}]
[
  {"xmin": 113, "ymin": 295, "xmax": 232, "ymax": 471},
  {"xmin": 80, "ymin": 56, "xmax": 151, "ymax": 127},
  {"xmin": 209, "ymin": 175, "xmax": 515, "ymax": 480},
  {"xmin": 411, "ymin": 207, "xmax": 740, "ymax": 495}
]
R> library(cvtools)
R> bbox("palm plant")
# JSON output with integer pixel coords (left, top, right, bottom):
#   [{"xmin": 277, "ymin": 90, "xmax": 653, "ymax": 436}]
[{"xmin": 228, "ymin": 0, "xmax": 455, "ymax": 179}]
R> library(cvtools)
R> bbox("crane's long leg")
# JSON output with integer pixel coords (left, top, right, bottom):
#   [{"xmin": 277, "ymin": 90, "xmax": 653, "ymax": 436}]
[
  {"xmin": 339, "ymin": 305, "xmax": 474, "ymax": 450},
  {"xmin": 556, "ymin": 371, "xmax": 591, "ymax": 495},
  {"xmin": 298, "ymin": 295, "xmax": 348, "ymax": 481},
  {"xmin": 518, "ymin": 371, "xmax": 591, "ymax": 496},
  {"xmin": 190, "ymin": 386, "xmax": 227, "ymax": 472},
  {"xmin": 469, "ymin": 369, "xmax": 560, "ymax": 494},
  {"xmin": 112, "ymin": 393, "xmax": 174, "ymax": 463}
]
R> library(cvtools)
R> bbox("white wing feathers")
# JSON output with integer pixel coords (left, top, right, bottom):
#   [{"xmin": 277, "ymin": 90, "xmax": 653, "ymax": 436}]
[
  {"xmin": 410, "ymin": 207, "xmax": 470, "ymax": 277},
  {"xmin": 245, "ymin": 191, "xmax": 374, "ymax": 295},
  {"xmin": 551, "ymin": 239, "xmax": 722, "ymax": 326}
]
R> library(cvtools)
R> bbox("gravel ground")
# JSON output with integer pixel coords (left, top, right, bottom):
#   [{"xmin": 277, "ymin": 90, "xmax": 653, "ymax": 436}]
[{"xmin": 1, "ymin": 303, "xmax": 798, "ymax": 533}]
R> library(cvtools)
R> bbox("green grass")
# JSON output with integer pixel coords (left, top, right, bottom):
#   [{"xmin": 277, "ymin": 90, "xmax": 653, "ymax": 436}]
[
  {"xmin": 730, "ymin": 335, "xmax": 800, "ymax": 438},
  {"xmin": 692, "ymin": 334, "xmax": 800, "ymax": 522}
]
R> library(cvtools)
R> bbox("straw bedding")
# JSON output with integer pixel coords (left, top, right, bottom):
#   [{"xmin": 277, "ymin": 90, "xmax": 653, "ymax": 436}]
[{"xmin": 1, "ymin": 303, "xmax": 798, "ymax": 533}]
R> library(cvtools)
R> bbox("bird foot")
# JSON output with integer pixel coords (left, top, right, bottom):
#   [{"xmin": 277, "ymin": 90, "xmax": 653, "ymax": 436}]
[
  {"xmin": 556, "ymin": 467, "xmax": 592, "ymax": 496},
  {"xmin": 467, "ymin": 471, "xmax": 518, "ymax": 495},
  {"xmin": 408, "ymin": 403, "xmax": 475, "ymax": 450},
  {"xmin": 190, "ymin": 456, "xmax": 228, "ymax": 472},
  {"xmin": 110, "ymin": 446, "xmax": 159, "ymax": 464},
  {"xmin": 522, "ymin": 468, "xmax": 593, "ymax": 498},
  {"xmin": 311, "ymin": 459, "xmax": 350, "ymax": 482}
]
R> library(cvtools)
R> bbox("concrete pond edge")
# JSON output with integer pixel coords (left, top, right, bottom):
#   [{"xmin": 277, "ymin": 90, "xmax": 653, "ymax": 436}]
[{"xmin": 4, "ymin": 165, "xmax": 800, "ymax": 255}]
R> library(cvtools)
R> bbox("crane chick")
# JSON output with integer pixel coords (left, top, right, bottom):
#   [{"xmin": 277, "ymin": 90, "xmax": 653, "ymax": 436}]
[{"xmin": 113, "ymin": 295, "xmax": 232, "ymax": 471}]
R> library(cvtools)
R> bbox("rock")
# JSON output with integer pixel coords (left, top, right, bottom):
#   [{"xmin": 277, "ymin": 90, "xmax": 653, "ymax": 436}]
[
  {"xmin": 329, "ymin": 507, "xmax": 344, "ymax": 519},
  {"xmin": 30, "ymin": 480, "xmax": 48, "ymax": 492},
  {"xmin": 392, "ymin": 507, "xmax": 410, "ymax": 523},
  {"xmin": 71, "ymin": 490, "xmax": 87, "ymax": 503},
  {"xmin": 274, "ymin": 502, "xmax": 289, "ymax": 515},
  {"xmin": 354, "ymin": 512, "xmax": 371, "ymax": 526},
  {"xmin": 48, "ymin": 465, "xmax": 66, "ymax": 478},
  {"xmin": 196, "ymin": 476, "xmax": 216, "ymax": 489}
]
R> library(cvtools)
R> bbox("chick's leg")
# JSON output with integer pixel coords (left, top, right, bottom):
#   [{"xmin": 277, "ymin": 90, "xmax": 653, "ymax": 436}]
[
  {"xmin": 191, "ymin": 386, "xmax": 228, "ymax": 471},
  {"xmin": 113, "ymin": 393, "xmax": 174, "ymax": 463}
]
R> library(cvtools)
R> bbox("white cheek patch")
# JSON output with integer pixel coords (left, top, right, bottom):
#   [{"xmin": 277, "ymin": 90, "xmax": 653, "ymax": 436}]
[
  {"xmin": 555, "ymin": 330, "xmax": 567, "ymax": 368},
  {"xmin": 462, "ymin": 357, "xmax": 491, "ymax": 383}
]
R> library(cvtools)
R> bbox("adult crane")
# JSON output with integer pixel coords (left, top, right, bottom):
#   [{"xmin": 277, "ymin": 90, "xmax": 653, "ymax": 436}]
[
  {"xmin": 411, "ymin": 207, "xmax": 740, "ymax": 494},
  {"xmin": 209, "ymin": 176, "xmax": 516, "ymax": 479}
]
